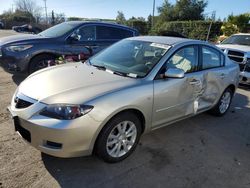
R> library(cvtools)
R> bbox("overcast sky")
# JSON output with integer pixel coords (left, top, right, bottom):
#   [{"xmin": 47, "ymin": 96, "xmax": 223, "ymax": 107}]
[{"xmin": 0, "ymin": 0, "xmax": 249, "ymax": 20}]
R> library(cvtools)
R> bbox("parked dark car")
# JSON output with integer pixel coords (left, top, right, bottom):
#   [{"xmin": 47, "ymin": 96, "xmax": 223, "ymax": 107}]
[
  {"xmin": 0, "ymin": 21, "xmax": 4, "ymax": 29},
  {"xmin": 0, "ymin": 21, "xmax": 138, "ymax": 73},
  {"xmin": 12, "ymin": 24, "xmax": 42, "ymax": 34}
]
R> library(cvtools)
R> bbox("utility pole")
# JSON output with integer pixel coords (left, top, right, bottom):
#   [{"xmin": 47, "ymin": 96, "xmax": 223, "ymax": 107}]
[
  {"xmin": 206, "ymin": 11, "xmax": 216, "ymax": 41},
  {"xmin": 152, "ymin": 0, "xmax": 155, "ymax": 28},
  {"xmin": 43, "ymin": 0, "xmax": 48, "ymax": 25}
]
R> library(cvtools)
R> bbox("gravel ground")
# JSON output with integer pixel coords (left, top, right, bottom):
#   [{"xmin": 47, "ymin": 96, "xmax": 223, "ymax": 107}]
[
  {"xmin": 0, "ymin": 30, "xmax": 250, "ymax": 188},
  {"xmin": 0, "ymin": 30, "xmax": 18, "ymax": 38}
]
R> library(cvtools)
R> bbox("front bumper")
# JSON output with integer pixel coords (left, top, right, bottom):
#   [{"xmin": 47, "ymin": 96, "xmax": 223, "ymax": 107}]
[
  {"xmin": 7, "ymin": 100, "xmax": 102, "ymax": 158},
  {"xmin": 0, "ymin": 49, "xmax": 30, "ymax": 73}
]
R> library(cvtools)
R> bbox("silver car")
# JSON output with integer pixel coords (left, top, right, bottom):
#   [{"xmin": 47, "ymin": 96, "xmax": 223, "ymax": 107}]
[{"xmin": 8, "ymin": 36, "xmax": 239, "ymax": 163}]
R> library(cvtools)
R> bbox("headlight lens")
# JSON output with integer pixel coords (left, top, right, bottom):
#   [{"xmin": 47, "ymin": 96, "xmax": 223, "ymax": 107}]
[
  {"xmin": 6, "ymin": 45, "xmax": 33, "ymax": 52},
  {"xmin": 40, "ymin": 104, "xmax": 93, "ymax": 120}
]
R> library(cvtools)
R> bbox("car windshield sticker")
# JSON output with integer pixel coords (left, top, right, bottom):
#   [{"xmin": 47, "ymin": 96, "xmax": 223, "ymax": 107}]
[
  {"xmin": 127, "ymin": 73, "xmax": 137, "ymax": 78},
  {"xmin": 106, "ymin": 69, "xmax": 114, "ymax": 74},
  {"xmin": 150, "ymin": 43, "xmax": 171, "ymax": 50}
]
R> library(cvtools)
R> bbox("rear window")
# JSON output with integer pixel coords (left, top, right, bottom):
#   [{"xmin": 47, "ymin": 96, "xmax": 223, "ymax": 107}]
[{"xmin": 96, "ymin": 26, "xmax": 134, "ymax": 40}]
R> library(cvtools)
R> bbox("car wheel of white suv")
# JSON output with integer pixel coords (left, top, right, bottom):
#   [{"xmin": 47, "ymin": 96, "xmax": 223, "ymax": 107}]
[{"xmin": 95, "ymin": 112, "xmax": 142, "ymax": 163}]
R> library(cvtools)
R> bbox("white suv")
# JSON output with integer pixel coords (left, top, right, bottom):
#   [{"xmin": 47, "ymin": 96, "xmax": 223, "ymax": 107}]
[{"xmin": 217, "ymin": 33, "xmax": 250, "ymax": 85}]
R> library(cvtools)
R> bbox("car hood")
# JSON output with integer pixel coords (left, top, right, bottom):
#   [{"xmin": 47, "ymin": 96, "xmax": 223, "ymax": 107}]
[
  {"xmin": 18, "ymin": 62, "xmax": 139, "ymax": 104},
  {"xmin": 217, "ymin": 44, "xmax": 250, "ymax": 53},
  {"xmin": 0, "ymin": 34, "xmax": 46, "ymax": 45}
]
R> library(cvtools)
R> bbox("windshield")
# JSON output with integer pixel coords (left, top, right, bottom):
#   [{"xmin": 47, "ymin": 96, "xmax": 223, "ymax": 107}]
[
  {"xmin": 90, "ymin": 39, "xmax": 170, "ymax": 78},
  {"xmin": 222, "ymin": 35, "xmax": 250, "ymax": 46},
  {"xmin": 39, "ymin": 22, "xmax": 75, "ymax": 38}
]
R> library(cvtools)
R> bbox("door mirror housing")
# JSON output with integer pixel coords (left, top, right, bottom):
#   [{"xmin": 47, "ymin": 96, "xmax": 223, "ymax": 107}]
[
  {"xmin": 68, "ymin": 33, "xmax": 80, "ymax": 42},
  {"xmin": 164, "ymin": 68, "xmax": 185, "ymax": 79}
]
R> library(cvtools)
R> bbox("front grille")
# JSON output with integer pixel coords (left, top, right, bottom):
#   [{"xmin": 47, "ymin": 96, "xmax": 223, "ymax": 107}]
[
  {"xmin": 227, "ymin": 50, "xmax": 244, "ymax": 63},
  {"xmin": 228, "ymin": 50, "xmax": 244, "ymax": 57},
  {"xmin": 15, "ymin": 97, "xmax": 33, "ymax": 109}
]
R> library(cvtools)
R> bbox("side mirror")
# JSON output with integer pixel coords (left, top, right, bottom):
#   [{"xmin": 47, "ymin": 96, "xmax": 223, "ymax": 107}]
[
  {"xmin": 68, "ymin": 33, "xmax": 80, "ymax": 42},
  {"xmin": 164, "ymin": 68, "xmax": 185, "ymax": 79}
]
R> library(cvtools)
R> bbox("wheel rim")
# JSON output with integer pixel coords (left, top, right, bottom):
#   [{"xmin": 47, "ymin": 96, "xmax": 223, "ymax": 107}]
[
  {"xmin": 106, "ymin": 121, "xmax": 137, "ymax": 158},
  {"xmin": 35, "ymin": 60, "xmax": 48, "ymax": 71},
  {"xmin": 219, "ymin": 91, "xmax": 231, "ymax": 114}
]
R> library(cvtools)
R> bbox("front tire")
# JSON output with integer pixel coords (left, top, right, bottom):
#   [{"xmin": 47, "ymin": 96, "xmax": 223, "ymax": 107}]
[
  {"xmin": 209, "ymin": 88, "xmax": 233, "ymax": 116},
  {"xmin": 95, "ymin": 112, "xmax": 142, "ymax": 163},
  {"xmin": 29, "ymin": 54, "xmax": 55, "ymax": 74}
]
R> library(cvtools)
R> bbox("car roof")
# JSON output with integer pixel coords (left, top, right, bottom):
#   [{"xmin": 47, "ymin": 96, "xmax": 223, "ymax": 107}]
[
  {"xmin": 128, "ymin": 36, "xmax": 201, "ymax": 45},
  {"xmin": 233, "ymin": 33, "xmax": 250, "ymax": 36},
  {"xmin": 66, "ymin": 21, "xmax": 138, "ymax": 32}
]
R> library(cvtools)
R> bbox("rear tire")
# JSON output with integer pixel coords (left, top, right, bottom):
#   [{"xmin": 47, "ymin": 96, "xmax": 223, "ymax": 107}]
[
  {"xmin": 29, "ymin": 54, "xmax": 55, "ymax": 74},
  {"xmin": 95, "ymin": 112, "xmax": 142, "ymax": 163},
  {"xmin": 209, "ymin": 88, "xmax": 233, "ymax": 116}
]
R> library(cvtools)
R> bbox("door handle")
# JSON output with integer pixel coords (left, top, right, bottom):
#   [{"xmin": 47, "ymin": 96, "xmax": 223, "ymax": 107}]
[
  {"xmin": 220, "ymin": 73, "xmax": 225, "ymax": 79},
  {"xmin": 91, "ymin": 45, "xmax": 99, "ymax": 48},
  {"xmin": 189, "ymin": 79, "xmax": 200, "ymax": 85}
]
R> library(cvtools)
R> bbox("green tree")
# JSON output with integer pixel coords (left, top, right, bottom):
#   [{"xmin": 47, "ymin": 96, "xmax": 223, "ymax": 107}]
[
  {"xmin": 126, "ymin": 17, "xmax": 148, "ymax": 35},
  {"xmin": 51, "ymin": 10, "xmax": 55, "ymax": 25},
  {"xmin": 158, "ymin": 0, "xmax": 175, "ymax": 21},
  {"xmin": 227, "ymin": 13, "xmax": 250, "ymax": 32},
  {"xmin": 157, "ymin": 0, "xmax": 207, "ymax": 22},
  {"xmin": 68, "ymin": 17, "xmax": 82, "ymax": 21},
  {"xmin": 221, "ymin": 22, "xmax": 239, "ymax": 36},
  {"xmin": 116, "ymin": 11, "xmax": 126, "ymax": 24},
  {"xmin": 147, "ymin": 14, "xmax": 152, "ymax": 30}
]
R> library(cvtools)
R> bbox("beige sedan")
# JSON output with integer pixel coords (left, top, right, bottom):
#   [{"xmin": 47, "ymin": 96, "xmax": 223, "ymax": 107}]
[{"xmin": 8, "ymin": 36, "xmax": 239, "ymax": 163}]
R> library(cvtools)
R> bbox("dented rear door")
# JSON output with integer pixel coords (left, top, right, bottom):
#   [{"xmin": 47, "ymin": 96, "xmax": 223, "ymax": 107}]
[{"xmin": 195, "ymin": 45, "xmax": 227, "ymax": 112}]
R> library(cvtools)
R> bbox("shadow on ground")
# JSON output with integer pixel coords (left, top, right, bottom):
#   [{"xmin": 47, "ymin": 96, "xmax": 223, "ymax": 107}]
[
  {"xmin": 12, "ymin": 74, "xmax": 27, "ymax": 85},
  {"xmin": 42, "ymin": 92, "xmax": 250, "ymax": 188}
]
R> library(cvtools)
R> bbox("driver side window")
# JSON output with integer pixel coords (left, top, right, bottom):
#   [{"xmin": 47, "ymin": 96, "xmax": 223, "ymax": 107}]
[
  {"xmin": 75, "ymin": 26, "xmax": 96, "ymax": 41},
  {"xmin": 167, "ymin": 46, "xmax": 198, "ymax": 73}
]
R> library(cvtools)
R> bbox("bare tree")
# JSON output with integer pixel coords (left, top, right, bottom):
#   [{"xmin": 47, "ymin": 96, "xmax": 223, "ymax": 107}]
[{"xmin": 14, "ymin": 0, "xmax": 42, "ymax": 23}]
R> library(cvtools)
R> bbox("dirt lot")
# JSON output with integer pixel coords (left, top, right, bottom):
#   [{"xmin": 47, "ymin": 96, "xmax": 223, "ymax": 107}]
[{"xmin": 0, "ymin": 30, "xmax": 250, "ymax": 188}]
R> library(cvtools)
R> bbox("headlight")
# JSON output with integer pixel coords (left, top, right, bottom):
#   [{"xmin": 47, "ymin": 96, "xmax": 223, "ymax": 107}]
[
  {"xmin": 6, "ymin": 45, "xmax": 33, "ymax": 52},
  {"xmin": 40, "ymin": 104, "xmax": 93, "ymax": 120}
]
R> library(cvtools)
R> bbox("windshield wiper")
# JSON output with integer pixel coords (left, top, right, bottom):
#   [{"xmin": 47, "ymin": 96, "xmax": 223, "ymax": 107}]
[
  {"xmin": 113, "ymin": 70, "xmax": 139, "ymax": 78},
  {"xmin": 113, "ymin": 70, "xmax": 127, "ymax": 77},
  {"xmin": 92, "ymin": 64, "xmax": 106, "ymax": 70}
]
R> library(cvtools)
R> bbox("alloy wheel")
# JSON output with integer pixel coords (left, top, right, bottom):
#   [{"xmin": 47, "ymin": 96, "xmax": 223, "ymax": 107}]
[
  {"xmin": 106, "ymin": 121, "xmax": 137, "ymax": 158},
  {"xmin": 219, "ymin": 91, "xmax": 231, "ymax": 114}
]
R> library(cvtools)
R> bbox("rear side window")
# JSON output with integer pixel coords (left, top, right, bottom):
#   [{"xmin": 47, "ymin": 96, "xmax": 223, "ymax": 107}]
[
  {"xmin": 96, "ymin": 26, "xmax": 134, "ymax": 40},
  {"xmin": 202, "ymin": 46, "xmax": 222, "ymax": 69}
]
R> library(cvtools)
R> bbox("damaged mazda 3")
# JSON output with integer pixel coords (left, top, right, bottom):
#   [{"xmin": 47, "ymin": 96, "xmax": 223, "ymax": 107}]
[{"xmin": 8, "ymin": 36, "xmax": 239, "ymax": 163}]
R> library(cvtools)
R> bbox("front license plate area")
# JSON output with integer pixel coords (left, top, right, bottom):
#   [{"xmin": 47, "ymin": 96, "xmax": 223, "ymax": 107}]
[{"xmin": 13, "ymin": 116, "xmax": 31, "ymax": 143}]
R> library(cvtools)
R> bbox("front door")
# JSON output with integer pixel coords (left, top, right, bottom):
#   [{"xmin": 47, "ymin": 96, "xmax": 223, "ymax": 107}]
[
  {"xmin": 152, "ymin": 45, "xmax": 203, "ymax": 128},
  {"xmin": 64, "ymin": 25, "xmax": 98, "ymax": 57}
]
